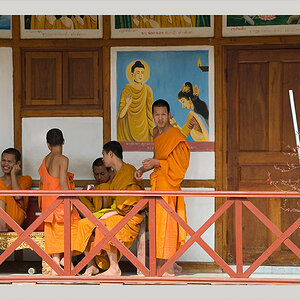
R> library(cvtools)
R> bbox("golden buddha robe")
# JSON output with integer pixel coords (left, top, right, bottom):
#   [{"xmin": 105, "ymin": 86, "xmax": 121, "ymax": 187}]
[
  {"xmin": 78, "ymin": 182, "xmax": 112, "ymax": 213},
  {"xmin": 117, "ymin": 84, "xmax": 155, "ymax": 142},
  {"xmin": 151, "ymin": 127, "xmax": 190, "ymax": 259},
  {"xmin": 38, "ymin": 157, "xmax": 80, "ymax": 255},
  {"xmin": 73, "ymin": 163, "xmax": 144, "ymax": 270},
  {"xmin": 0, "ymin": 176, "xmax": 32, "ymax": 228}
]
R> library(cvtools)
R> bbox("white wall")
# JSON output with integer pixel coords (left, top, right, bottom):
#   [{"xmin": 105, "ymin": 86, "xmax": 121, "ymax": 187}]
[
  {"xmin": 0, "ymin": 47, "xmax": 13, "ymax": 176},
  {"xmin": 22, "ymin": 117, "xmax": 103, "ymax": 180}
]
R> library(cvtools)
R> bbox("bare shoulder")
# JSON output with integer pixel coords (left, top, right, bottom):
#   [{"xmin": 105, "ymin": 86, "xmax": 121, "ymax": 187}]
[{"xmin": 153, "ymin": 127, "xmax": 158, "ymax": 139}]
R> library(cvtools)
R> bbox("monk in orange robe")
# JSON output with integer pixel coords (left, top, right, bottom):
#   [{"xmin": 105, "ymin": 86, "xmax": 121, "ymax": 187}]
[
  {"xmin": 0, "ymin": 148, "xmax": 32, "ymax": 231},
  {"xmin": 78, "ymin": 157, "xmax": 115, "ymax": 213},
  {"xmin": 39, "ymin": 128, "xmax": 80, "ymax": 275},
  {"xmin": 135, "ymin": 99, "xmax": 190, "ymax": 276},
  {"xmin": 73, "ymin": 141, "xmax": 144, "ymax": 276}
]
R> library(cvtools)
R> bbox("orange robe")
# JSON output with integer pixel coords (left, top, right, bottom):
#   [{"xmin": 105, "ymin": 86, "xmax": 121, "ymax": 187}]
[
  {"xmin": 0, "ymin": 176, "xmax": 32, "ymax": 228},
  {"xmin": 73, "ymin": 163, "xmax": 144, "ymax": 270},
  {"xmin": 38, "ymin": 157, "xmax": 80, "ymax": 255},
  {"xmin": 150, "ymin": 127, "xmax": 190, "ymax": 259},
  {"xmin": 78, "ymin": 182, "xmax": 112, "ymax": 213}
]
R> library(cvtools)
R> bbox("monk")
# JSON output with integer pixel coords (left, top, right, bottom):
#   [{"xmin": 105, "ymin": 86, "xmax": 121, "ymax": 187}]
[
  {"xmin": 38, "ymin": 128, "xmax": 81, "ymax": 275},
  {"xmin": 0, "ymin": 148, "xmax": 32, "ymax": 231},
  {"xmin": 79, "ymin": 157, "xmax": 115, "ymax": 213},
  {"xmin": 73, "ymin": 141, "xmax": 144, "ymax": 276},
  {"xmin": 135, "ymin": 99, "xmax": 190, "ymax": 276}
]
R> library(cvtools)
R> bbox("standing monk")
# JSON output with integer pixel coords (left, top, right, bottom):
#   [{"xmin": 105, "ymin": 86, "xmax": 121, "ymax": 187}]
[
  {"xmin": 39, "ymin": 128, "xmax": 81, "ymax": 275},
  {"xmin": 73, "ymin": 141, "xmax": 144, "ymax": 276},
  {"xmin": 135, "ymin": 99, "xmax": 190, "ymax": 276},
  {"xmin": 0, "ymin": 148, "xmax": 32, "ymax": 231}
]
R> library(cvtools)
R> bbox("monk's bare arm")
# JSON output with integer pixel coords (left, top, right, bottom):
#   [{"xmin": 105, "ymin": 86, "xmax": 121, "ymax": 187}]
[
  {"xmin": 10, "ymin": 164, "xmax": 22, "ymax": 201},
  {"xmin": 59, "ymin": 156, "xmax": 69, "ymax": 190}
]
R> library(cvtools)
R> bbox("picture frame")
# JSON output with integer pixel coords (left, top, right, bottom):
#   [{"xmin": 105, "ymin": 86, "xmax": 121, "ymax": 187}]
[
  {"xmin": 0, "ymin": 15, "xmax": 12, "ymax": 39},
  {"xmin": 20, "ymin": 15, "xmax": 103, "ymax": 39},
  {"xmin": 111, "ymin": 15, "xmax": 214, "ymax": 39},
  {"xmin": 111, "ymin": 46, "xmax": 215, "ymax": 152},
  {"xmin": 223, "ymin": 15, "xmax": 300, "ymax": 37}
]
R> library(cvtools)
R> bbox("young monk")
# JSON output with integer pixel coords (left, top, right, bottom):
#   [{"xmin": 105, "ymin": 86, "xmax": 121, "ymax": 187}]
[
  {"xmin": 73, "ymin": 141, "xmax": 144, "ymax": 276},
  {"xmin": 38, "ymin": 128, "xmax": 81, "ymax": 275},
  {"xmin": 79, "ymin": 158, "xmax": 115, "ymax": 213},
  {"xmin": 0, "ymin": 148, "xmax": 32, "ymax": 231},
  {"xmin": 135, "ymin": 99, "xmax": 190, "ymax": 276}
]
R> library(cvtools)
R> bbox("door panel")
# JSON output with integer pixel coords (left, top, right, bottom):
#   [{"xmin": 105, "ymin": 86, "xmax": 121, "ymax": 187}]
[{"xmin": 227, "ymin": 47, "xmax": 300, "ymax": 265}]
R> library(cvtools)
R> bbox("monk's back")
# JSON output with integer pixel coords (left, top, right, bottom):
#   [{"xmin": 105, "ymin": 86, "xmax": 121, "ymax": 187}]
[{"xmin": 45, "ymin": 153, "xmax": 66, "ymax": 178}]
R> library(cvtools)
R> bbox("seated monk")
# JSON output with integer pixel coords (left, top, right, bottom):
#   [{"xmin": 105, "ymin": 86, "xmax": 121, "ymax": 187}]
[
  {"xmin": 0, "ymin": 148, "xmax": 32, "ymax": 231},
  {"xmin": 78, "ymin": 157, "xmax": 115, "ymax": 214},
  {"xmin": 73, "ymin": 141, "xmax": 144, "ymax": 276}
]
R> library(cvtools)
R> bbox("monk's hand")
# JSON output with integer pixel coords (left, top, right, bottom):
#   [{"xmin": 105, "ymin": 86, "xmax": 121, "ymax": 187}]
[
  {"xmin": 100, "ymin": 210, "xmax": 118, "ymax": 220},
  {"xmin": 134, "ymin": 168, "xmax": 144, "ymax": 181},
  {"xmin": 11, "ymin": 164, "xmax": 21, "ymax": 176},
  {"xmin": 142, "ymin": 158, "xmax": 160, "ymax": 170}
]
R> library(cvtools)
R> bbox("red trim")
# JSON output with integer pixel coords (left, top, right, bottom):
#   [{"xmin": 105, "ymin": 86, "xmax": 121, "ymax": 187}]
[{"xmin": 119, "ymin": 141, "xmax": 215, "ymax": 152}]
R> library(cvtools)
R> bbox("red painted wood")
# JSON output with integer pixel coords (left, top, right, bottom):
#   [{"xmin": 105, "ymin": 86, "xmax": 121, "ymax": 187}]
[
  {"xmin": 156, "ymin": 199, "xmax": 236, "ymax": 277},
  {"xmin": 243, "ymin": 201, "xmax": 300, "ymax": 259},
  {"xmin": 235, "ymin": 200, "xmax": 243, "ymax": 277},
  {"xmin": 244, "ymin": 217, "xmax": 300, "ymax": 278},
  {"xmin": 148, "ymin": 197, "xmax": 157, "ymax": 276},
  {"xmin": 71, "ymin": 198, "xmax": 149, "ymax": 276},
  {"xmin": 63, "ymin": 198, "xmax": 72, "ymax": 275}
]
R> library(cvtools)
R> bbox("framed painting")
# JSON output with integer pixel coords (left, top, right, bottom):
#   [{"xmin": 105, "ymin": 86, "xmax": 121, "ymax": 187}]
[
  {"xmin": 20, "ymin": 15, "xmax": 103, "ymax": 39},
  {"xmin": 111, "ymin": 15, "xmax": 214, "ymax": 38},
  {"xmin": 223, "ymin": 15, "xmax": 300, "ymax": 37},
  {"xmin": 111, "ymin": 46, "xmax": 214, "ymax": 153},
  {"xmin": 0, "ymin": 15, "xmax": 11, "ymax": 39}
]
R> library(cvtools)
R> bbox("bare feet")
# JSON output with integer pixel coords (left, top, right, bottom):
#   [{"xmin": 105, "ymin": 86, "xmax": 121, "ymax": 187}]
[
  {"xmin": 83, "ymin": 264, "xmax": 99, "ymax": 276},
  {"xmin": 174, "ymin": 262, "xmax": 182, "ymax": 274},
  {"xmin": 96, "ymin": 267, "xmax": 121, "ymax": 277}
]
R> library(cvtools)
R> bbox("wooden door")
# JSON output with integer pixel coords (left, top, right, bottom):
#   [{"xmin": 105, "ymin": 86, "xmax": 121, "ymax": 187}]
[{"xmin": 226, "ymin": 47, "xmax": 300, "ymax": 265}]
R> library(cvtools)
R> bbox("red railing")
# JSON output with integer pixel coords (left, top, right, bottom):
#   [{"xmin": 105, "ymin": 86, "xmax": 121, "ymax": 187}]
[{"xmin": 0, "ymin": 190, "xmax": 299, "ymax": 284}]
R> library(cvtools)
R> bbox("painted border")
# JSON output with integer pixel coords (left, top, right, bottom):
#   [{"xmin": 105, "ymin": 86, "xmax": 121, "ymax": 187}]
[
  {"xmin": 223, "ymin": 15, "xmax": 300, "ymax": 37},
  {"xmin": 20, "ymin": 15, "xmax": 103, "ymax": 39},
  {"xmin": 111, "ymin": 15, "xmax": 214, "ymax": 39}
]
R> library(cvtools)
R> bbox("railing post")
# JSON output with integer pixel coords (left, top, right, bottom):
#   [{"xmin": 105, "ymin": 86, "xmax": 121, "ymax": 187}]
[
  {"xmin": 148, "ymin": 196, "xmax": 156, "ymax": 276},
  {"xmin": 63, "ymin": 197, "xmax": 72, "ymax": 276},
  {"xmin": 235, "ymin": 198, "xmax": 244, "ymax": 277}
]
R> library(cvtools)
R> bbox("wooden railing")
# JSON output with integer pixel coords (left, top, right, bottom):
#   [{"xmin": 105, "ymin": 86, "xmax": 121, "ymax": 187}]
[{"xmin": 0, "ymin": 190, "xmax": 299, "ymax": 284}]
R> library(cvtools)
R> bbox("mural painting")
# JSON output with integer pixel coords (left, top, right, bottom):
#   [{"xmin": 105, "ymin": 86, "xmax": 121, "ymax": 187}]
[
  {"xmin": 223, "ymin": 15, "xmax": 300, "ymax": 36},
  {"xmin": 111, "ymin": 15, "xmax": 213, "ymax": 38},
  {"xmin": 111, "ymin": 46, "xmax": 214, "ymax": 152}
]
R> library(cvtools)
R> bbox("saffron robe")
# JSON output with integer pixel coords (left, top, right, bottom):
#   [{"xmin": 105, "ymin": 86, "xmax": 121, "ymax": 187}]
[
  {"xmin": 38, "ymin": 157, "xmax": 80, "ymax": 255},
  {"xmin": 73, "ymin": 163, "xmax": 144, "ymax": 270},
  {"xmin": 151, "ymin": 127, "xmax": 190, "ymax": 259},
  {"xmin": 78, "ymin": 182, "xmax": 112, "ymax": 213},
  {"xmin": 117, "ymin": 83, "xmax": 155, "ymax": 142},
  {"xmin": 0, "ymin": 176, "xmax": 32, "ymax": 228}
]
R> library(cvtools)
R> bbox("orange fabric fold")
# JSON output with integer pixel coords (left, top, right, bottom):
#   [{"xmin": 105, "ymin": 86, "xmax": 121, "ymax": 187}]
[
  {"xmin": 73, "ymin": 163, "xmax": 144, "ymax": 270},
  {"xmin": 150, "ymin": 127, "xmax": 190, "ymax": 259},
  {"xmin": 0, "ymin": 176, "xmax": 32, "ymax": 227},
  {"xmin": 38, "ymin": 157, "xmax": 80, "ymax": 255}
]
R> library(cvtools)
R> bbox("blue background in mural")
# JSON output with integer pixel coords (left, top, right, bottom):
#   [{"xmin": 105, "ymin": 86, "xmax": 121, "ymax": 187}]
[
  {"xmin": 0, "ymin": 16, "xmax": 11, "ymax": 30},
  {"xmin": 116, "ymin": 50, "xmax": 210, "ymax": 141}
]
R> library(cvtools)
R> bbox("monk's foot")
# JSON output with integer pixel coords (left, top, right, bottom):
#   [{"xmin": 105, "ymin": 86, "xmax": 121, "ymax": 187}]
[
  {"xmin": 60, "ymin": 257, "xmax": 64, "ymax": 267},
  {"xmin": 162, "ymin": 271, "xmax": 175, "ymax": 277},
  {"xmin": 96, "ymin": 268, "xmax": 121, "ymax": 277},
  {"xmin": 174, "ymin": 262, "xmax": 182, "ymax": 274},
  {"xmin": 51, "ymin": 269, "xmax": 58, "ymax": 276},
  {"xmin": 82, "ymin": 265, "xmax": 99, "ymax": 276}
]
